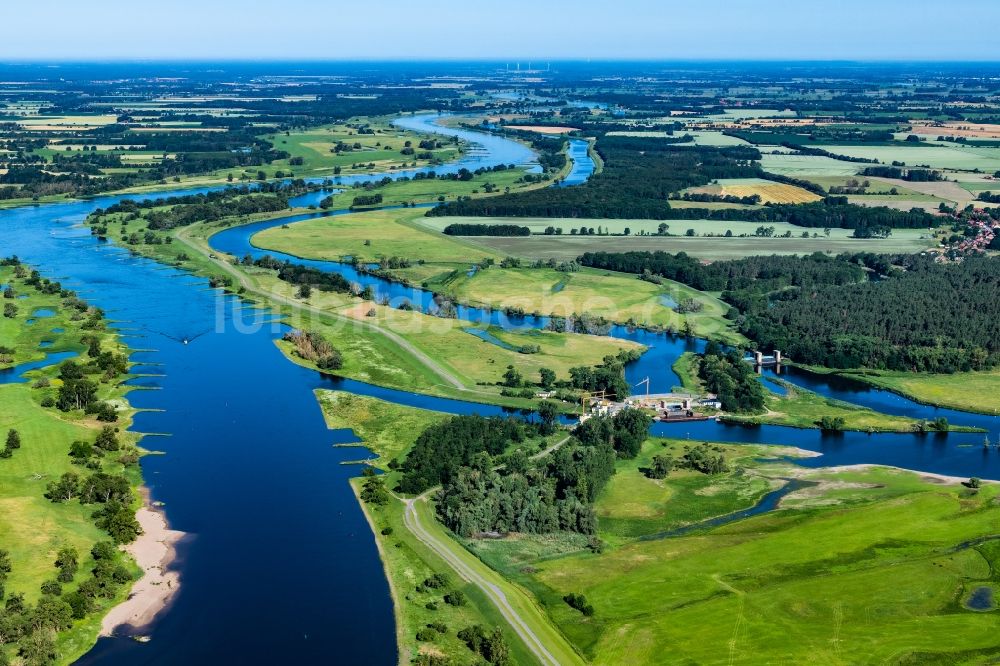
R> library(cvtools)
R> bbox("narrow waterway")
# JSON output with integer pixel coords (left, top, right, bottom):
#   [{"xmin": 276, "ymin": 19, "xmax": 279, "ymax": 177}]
[{"xmin": 1, "ymin": 113, "xmax": 997, "ymax": 664}]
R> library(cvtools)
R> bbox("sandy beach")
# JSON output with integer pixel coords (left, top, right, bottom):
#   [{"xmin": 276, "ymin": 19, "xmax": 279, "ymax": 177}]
[{"xmin": 100, "ymin": 494, "xmax": 185, "ymax": 637}]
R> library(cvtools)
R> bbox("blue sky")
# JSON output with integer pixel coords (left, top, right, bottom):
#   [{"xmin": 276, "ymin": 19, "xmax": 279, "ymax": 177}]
[{"xmin": 4, "ymin": 0, "xmax": 999, "ymax": 61}]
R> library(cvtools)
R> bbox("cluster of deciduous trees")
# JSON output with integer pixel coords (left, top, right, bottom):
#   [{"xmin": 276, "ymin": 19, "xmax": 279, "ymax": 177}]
[
  {"xmin": 435, "ymin": 449, "xmax": 602, "ymax": 536},
  {"xmin": 573, "ymin": 409, "xmax": 653, "ymax": 459},
  {"xmin": 566, "ymin": 350, "xmax": 642, "ymax": 401},
  {"xmin": 281, "ymin": 329, "xmax": 343, "ymax": 371},
  {"xmin": 398, "ymin": 416, "xmax": 527, "ymax": 494},
  {"xmin": 861, "ymin": 166, "xmax": 944, "ymax": 182},
  {"xmin": 0, "ymin": 540, "xmax": 136, "ymax": 664},
  {"xmin": 241, "ymin": 254, "xmax": 353, "ymax": 294},
  {"xmin": 698, "ymin": 343, "xmax": 766, "ymax": 413}
]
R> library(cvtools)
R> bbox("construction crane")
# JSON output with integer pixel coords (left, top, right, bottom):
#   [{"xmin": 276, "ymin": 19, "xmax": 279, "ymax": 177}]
[{"xmin": 634, "ymin": 377, "xmax": 650, "ymax": 400}]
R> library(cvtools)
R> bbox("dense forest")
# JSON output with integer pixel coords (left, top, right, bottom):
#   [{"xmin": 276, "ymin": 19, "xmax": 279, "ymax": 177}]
[
  {"xmin": 434, "ymin": 409, "xmax": 651, "ymax": 537},
  {"xmin": 577, "ymin": 249, "xmax": 1000, "ymax": 373},
  {"xmin": 398, "ymin": 416, "xmax": 527, "ymax": 494},
  {"xmin": 577, "ymin": 250, "xmax": 867, "ymax": 292},
  {"xmin": 738, "ymin": 255, "xmax": 1000, "ymax": 372}
]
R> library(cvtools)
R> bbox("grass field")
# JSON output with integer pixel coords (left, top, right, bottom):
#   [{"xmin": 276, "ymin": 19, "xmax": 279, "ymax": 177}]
[
  {"xmin": 261, "ymin": 119, "xmax": 461, "ymax": 179},
  {"xmin": 432, "ymin": 265, "xmax": 741, "ymax": 341},
  {"xmin": 592, "ymin": 440, "xmax": 777, "ymax": 544},
  {"xmin": 250, "ymin": 208, "xmax": 745, "ymax": 340},
  {"xmin": 755, "ymin": 382, "xmax": 970, "ymax": 432},
  {"xmin": 493, "ymin": 442, "xmax": 1000, "ymax": 664},
  {"xmin": 818, "ymin": 368, "xmax": 1000, "ymax": 416},
  {"xmin": 450, "ymin": 232, "xmax": 936, "ymax": 262},
  {"xmin": 253, "ymin": 208, "xmax": 500, "ymax": 266},
  {"xmin": 334, "ymin": 301, "xmax": 644, "ymax": 391},
  {"xmin": 316, "ymin": 390, "xmax": 447, "ymax": 466}
]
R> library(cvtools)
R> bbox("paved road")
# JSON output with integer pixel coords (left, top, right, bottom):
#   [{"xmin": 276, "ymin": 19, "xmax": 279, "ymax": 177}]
[{"xmin": 402, "ymin": 493, "xmax": 563, "ymax": 666}]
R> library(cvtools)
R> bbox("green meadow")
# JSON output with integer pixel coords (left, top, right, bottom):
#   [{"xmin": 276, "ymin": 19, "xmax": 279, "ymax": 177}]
[
  {"xmin": 810, "ymin": 367, "xmax": 1000, "ymax": 417},
  {"xmin": 481, "ymin": 439, "xmax": 1000, "ymax": 665},
  {"xmin": 0, "ymin": 265, "xmax": 144, "ymax": 664}
]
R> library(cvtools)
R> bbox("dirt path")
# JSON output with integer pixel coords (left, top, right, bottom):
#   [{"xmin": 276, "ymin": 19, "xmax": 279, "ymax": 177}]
[
  {"xmin": 174, "ymin": 227, "xmax": 466, "ymax": 390},
  {"xmin": 531, "ymin": 435, "xmax": 571, "ymax": 461},
  {"xmin": 402, "ymin": 492, "xmax": 562, "ymax": 666}
]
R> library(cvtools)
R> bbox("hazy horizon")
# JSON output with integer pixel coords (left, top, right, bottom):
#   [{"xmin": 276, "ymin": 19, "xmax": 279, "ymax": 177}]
[{"xmin": 5, "ymin": 0, "xmax": 1000, "ymax": 61}]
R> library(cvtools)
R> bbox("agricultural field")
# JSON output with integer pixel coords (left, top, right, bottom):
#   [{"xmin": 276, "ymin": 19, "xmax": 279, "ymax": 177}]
[
  {"xmin": 759, "ymin": 153, "xmax": 863, "ymax": 177},
  {"xmin": 606, "ymin": 130, "xmax": 751, "ymax": 147},
  {"xmin": 821, "ymin": 144, "xmax": 1000, "ymax": 172},
  {"xmin": 688, "ymin": 177, "xmax": 821, "ymax": 203},
  {"xmin": 447, "ymin": 229, "xmax": 936, "ymax": 262},
  {"xmin": 415, "ymin": 215, "xmax": 889, "ymax": 238},
  {"xmin": 504, "ymin": 125, "xmax": 579, "ymax": 135},
  {"xmin": 910, "ymin": 121, "xmax": 1000, "ymax": 140}
]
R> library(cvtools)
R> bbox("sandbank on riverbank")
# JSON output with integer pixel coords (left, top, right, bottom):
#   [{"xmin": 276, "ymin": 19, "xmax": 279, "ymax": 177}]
[{"xmin": 100, "ymin": 496, "xmax": 185, "ymax": 637}]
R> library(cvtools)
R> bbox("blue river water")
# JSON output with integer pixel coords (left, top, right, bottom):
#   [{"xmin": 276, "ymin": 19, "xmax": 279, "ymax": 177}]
[
  {"xmin": 0, "ymin": 113, "xmax": 997, "ymax": 664},
  {"xmin": 556, "ymin": 139, "xmax": 596, "ymax": 187}
]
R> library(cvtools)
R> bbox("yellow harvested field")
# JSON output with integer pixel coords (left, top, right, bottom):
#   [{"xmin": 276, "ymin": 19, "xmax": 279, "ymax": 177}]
[
  {"xmin": 721, "ymin": 182, "xmax": 821, "ymax": 203},
  {"xmin": 504, "ymin": 125, "xmax": 579, "ymax": 135},
  {"xmin": 911, "ymin": 121, "xmax": 1000, "ymax": 140},
  {"xmin": 690, "ymin": 178, "xmax": 821, "ymax": 204},
  {"xmin": 17, "ymin": 114, "xmax": 118, "ymax": 128},
  {"xmin": 127, "ymin": 126, "xmax": 226, "ymax": 132}
]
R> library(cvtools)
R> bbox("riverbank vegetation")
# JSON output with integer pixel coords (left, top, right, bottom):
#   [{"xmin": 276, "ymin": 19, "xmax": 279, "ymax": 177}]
[
  {"xmin": 316, "ymin": 391, "xmax": 555, "ymax": 665},
  {"xmin": 0, "ymin": 260, "xmax": 146, "ymax": 665}
]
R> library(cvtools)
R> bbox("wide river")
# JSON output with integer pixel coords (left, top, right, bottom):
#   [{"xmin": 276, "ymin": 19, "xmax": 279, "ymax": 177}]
[{"xmin": 1, "ymin": 114, "xmax": 997, "ymax": 664}]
